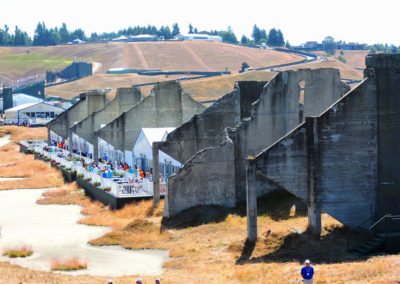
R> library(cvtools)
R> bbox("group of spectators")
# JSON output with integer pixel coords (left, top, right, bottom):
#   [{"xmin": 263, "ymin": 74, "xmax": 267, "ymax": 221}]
[{"xmin": 47, "ymin": 141, "xmax": 156, "ymax": 183}]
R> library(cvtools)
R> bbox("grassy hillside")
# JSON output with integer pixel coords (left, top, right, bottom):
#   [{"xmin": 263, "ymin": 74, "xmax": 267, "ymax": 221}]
[
  {"xmin": 283, "ymin": 50, "xmax": 370, "ymax": 80},
  {"xmin": 0, "ymin": 42, "xmax": 302, "ymax": 81},
  {"xmin": 46, "ymin": 71, "xmax": 275, "ymax": 101}
]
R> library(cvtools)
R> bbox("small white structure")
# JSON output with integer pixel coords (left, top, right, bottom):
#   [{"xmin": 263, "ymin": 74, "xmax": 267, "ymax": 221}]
[
  {"xmin": 129, "ymin": 34, "xmax": 158, "ymax": 42},
  {"xmin": 111, "ymin": 35, "xmax": 129, "ymax": 42},
  {"xmin": 0, "ymin": 93, "xmax": 43, "ymax": 112},
  {"xmin": 174, "ymin": 33, "xmax": 222, "ymax": 42},
  {"xmin": 72, "ymin": 39, "xmax": 85, "ymax": 44},
  {"xmin": 4, "ymin": 102, "xmax": 65, "ymax": 125},
  {"xmin": 128, "ymin": 128, "xmax": 182, "ymax": 177}
]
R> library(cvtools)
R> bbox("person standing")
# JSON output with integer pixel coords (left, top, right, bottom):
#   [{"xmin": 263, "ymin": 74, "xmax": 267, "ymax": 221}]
[{"xmin": 301, "ymin": 259, "xmax": 314, "ymax": 283}]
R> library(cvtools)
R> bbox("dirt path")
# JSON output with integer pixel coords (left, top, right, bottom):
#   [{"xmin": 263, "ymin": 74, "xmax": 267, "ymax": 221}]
[
  {"xmin": 133, "ymin": 44, "xmax": 149, "ymax": 69},
  {"xmin": 182, "ymin": 42, "xmax": 212, "ymax": 71}
]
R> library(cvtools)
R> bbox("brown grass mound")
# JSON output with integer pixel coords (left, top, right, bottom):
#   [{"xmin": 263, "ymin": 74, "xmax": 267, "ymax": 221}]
[
  {"xmin": 0, "ymin": 131, "xmax": 63, "ymax": 190},
  {"xmin": 0, "ymin": 126, "xmax": 47, "ymax": 142},
  {"xmin": 89, "ymin": 218, "xmax": 171, "ymax": 249},
  {"xmin": 50, "ymin": 257, "xmax": 87, "ymax": 271},
  {"xmin": 2, "ymin": 246, "xmax": 33, "ymax": 258}
]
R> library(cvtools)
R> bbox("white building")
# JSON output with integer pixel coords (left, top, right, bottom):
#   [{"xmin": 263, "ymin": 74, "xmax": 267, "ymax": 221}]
[
  {"xmin": 0, "ymin": 93, "xmax": 43, "ymax": 112},
  {"xmin": 4, "ymin": 102, "xmax": 65, "ymax": 125},
  {"xmin": 127, "ymin": 128, "xmax": 182, "ymax": 178},
  {"xmin": 174, "ymin": 33, "xmax": 222, "ymax": 42}
]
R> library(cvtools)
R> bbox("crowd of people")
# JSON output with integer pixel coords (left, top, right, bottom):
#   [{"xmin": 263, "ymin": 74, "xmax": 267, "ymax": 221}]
[{"xmin": 47, "ymin": 141, "xmax": 157, "ymax": 185}]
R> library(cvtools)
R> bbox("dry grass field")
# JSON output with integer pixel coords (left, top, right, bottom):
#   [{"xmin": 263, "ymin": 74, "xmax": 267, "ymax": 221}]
[
  {"xmin": 0, "ymin": 126, "xmax": 63, "ymax": 190},
  {"xmin": 181, "ymin": 71, "xmax": 275, "ymax": 101},
  {"xmin": 20, "ymin": 183, "xmax": 400, "ymax": 283},
  {"xmin": 1, "ymin": 127, "xmax": 399, "ymax": 283},
  {"xmin": 0, "ymin": 42, "xmax": 302, "ymax": 81}
]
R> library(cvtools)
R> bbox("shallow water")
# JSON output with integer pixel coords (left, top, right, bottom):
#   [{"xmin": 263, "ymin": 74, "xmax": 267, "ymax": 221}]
[
  {"xmin": 0, "ymin": 135, "xmax": 10, "ymax": 148},
  {"xmin": 0, "ymin": 189, "xmax": 168, "ymax": 276},
  {"xmin": 0, "ymin": 177, "xmax": 27, "ymax": 181}
]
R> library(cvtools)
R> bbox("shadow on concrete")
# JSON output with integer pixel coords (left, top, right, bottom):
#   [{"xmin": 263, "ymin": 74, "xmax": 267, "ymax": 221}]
[
  {"xmin": 161, "ymin": 205, "xmax": 230, "ymax": 229},
  {"xmin": 234, "ymin": 189, "xmax": 307, "ymax": 221},
  {"xmin": 162, "ymin": 189, "xmax": 307, "ymax": 230},
  {"xmin": 238, "ymin": 226, "xmax": 371, "ymax": 265}
]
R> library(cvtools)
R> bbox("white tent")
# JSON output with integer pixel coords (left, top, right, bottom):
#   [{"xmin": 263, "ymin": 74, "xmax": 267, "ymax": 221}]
[
  {"xmin": 5, "ymin": 102, "xmax": 65, "ymax": 125},
  {"xmin": 0, "ymin": 93, "xmax": 43, "ymax": 112},
  {"xmin": 130, "ymin": 128, "xmax": 182, "ymax": 173}
]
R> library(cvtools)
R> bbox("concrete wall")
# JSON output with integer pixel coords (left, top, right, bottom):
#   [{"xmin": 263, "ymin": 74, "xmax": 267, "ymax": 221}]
[
  {"xmin": 163, "ymin": 69, "xmax": 349, "ymax": 217},
  {"xmin": 47, "ymin": 90, "xmax": 107, "ymax": 141},
  {"xmin": 160, "ymin": 81, "xmax": 267, "ymax": 163},
  {"xmin": 96, "ymin": 81, "xmax": 205, "ymax": 152},
  {"xmin": 367, "ymin": 55, "xmax": 400, "ymax": 221},
  {"xmin": 253, "ymin": 77, "xmax": 377, "ymax": 228},
  {"xmin": 72, "ymin": 87, "xmax": 142, "ymax": 146},
  {"xmin": 165, "ymin": 140, "xmax": 236, "ymax": 217},
  {"xmin": 230, "ymin": 68, "xmax": 349, "ymax": 201}
]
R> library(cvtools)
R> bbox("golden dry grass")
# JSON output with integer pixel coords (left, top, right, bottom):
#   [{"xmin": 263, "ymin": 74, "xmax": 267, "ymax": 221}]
[
  {"xmin": 2, "ymin": 246, "xmax": 33, "ymax": 258},
  {"xmin": 0, "ymin": 126, "xmax": 63, "ymax": 190},
  {"xmin": 181, "ymin": 71, "xmax": 275, "ymax": 101},
  {"xmin": 0, "ymin": 42, "xmax": 301, "ymax": 82},
  {"xmin": 278, "ymin": 58, "xmax": 363, "ymax": 80},
  {"xmin": 0, "ymin": 184, "xmax": 399, "ymax": 283},
  {"xmin": 35, "ymin": 185, "xmax": 400, "ymax": 283},
  {"xmin": 50, "ymin": 257, "xmax": 87, "ymax": 271},
  {"xmin": 0, "ymin": 126, "xmax": 47, "ymax": 142}
]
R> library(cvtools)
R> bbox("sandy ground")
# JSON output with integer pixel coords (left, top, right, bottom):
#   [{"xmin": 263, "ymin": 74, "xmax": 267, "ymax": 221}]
[
  {"xmin": 0, "ymin": 135, "xmax": 10, "ymax": 148},
  {"xmin": 0, "ymin": 189, "xmax": 168, "ymax": 277}
]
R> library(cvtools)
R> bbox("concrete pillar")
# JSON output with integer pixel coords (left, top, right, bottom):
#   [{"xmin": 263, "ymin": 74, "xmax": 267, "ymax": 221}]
[
  {"xmin": 246, "ymin": 158, "xmax": 257, "ymax": 242},
  {"xmin": 68, "ymin": 128, "xmax": 73, "ymax": 152},
  {"xmin": 152, "ymin": 142, "xmax": 160, "ymax": 206},
  {"xmin": 47, "ymin": 128, "xmax": 51, "ymax": 145},
  {"xmin": 93, "ymin": 138, "xmax": 99, "ymax": 163},
  {"xmin": 306, "ymin": 117, "xmax": 321, "ymax": 236},
  {"xmin": 308, "ymin": 204, "xmax": 322, "ymax": 235}
]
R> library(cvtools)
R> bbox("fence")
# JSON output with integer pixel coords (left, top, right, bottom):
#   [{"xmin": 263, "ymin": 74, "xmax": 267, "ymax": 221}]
[{"xmin": 24, "ymin": 140, "xmax": 165, "ymax": 199}]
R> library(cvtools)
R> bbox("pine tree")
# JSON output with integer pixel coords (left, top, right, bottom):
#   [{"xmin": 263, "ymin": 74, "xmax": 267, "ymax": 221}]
[{"xmin": 172, "ymin": 23, "xmax": 180, "ymax": 37}]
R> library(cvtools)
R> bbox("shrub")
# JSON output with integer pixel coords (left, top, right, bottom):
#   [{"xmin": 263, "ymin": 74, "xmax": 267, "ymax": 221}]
[
  {"xmin": 66, "ymin": 167, "xmax": 72, "ymax": 171},
  {"xmin": 338, "ymin": 54, "xmax": 347, "ymax": 63},
  {"xmin": 2, "ymin": 246, "xmax": 33, "ymax": 258},
  {"xmin": 94, "ymin": 181, "xmax": 101, "ymax": 186},
  {"xmin": 50, "ymin": 257, "xmax": 87, "ymax": 271},
  {"xmin": 77, "ymin": 173, "xmax": 84, "ymax": 178},
  {"xmin": 84, "ymin": 177, "xmax": 91, "ymax": 182},
  {"xmin": 60, "ymin": 165, "xmax": 66, "ymax": 168},
  {"xmin": 103, "ymin": 187, "xmax": 111, "ymax": 192}
]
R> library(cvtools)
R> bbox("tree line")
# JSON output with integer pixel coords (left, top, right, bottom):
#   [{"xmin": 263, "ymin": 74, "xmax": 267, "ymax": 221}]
[{"xmin": 0, "ymin": 22, "xmax": 288, "ymax": 47}]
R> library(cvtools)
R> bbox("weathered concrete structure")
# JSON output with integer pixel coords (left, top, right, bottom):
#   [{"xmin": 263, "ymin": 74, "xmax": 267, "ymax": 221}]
[
  {"xmin": 245, "ymin": 54, "xmax": 400, "ymax": 241},
  {"xmin": 160, "ymin": 81, "xmax": 267, "ymax": 163},
  {"xmin": 47, "ymin": 90, "xmax": 108, "ymax": 146},
  {"xmin": 96, "ymin": 81, "xmax": 205, "ymax": 157},
  {"xmin": 71, "ymin": 87, "xmax": 142, "ymax": 161},
  {"xmin": 162, "ymin": 68, "xmax": 349, "ymax": 217}
]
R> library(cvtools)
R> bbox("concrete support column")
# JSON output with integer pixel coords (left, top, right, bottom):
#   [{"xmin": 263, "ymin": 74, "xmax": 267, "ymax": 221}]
[
  {"xmin": 246, "ymin": 158, "xmax": 257, "ymax": 242},
  {"xmin": 152, "ymin": 142, "xmax": 160, "ymax": 206},
  {"xmin": 306, "ymin": 117, "xmax": 321, "ymax": 236},
  {"xmin": 93, "ymin": 138, "xmax": 99, "ymax": 163},
  {"xmin": 68, "ymin": 128, "xmax": 73, "ymax": 152},
  {"xmin": 308, "ymin": 204, "xmax": 322, "ymax": 235},
  {"xmin": 47, "ymin": 128, "xmax": 51, "ymax": 145}
]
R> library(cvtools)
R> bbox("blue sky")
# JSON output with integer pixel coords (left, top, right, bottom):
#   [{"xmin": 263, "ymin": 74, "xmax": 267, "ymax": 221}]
[{"xmin": 1, "ymin": 0, "xmax": 399, "ymax": 45}]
